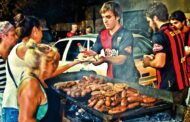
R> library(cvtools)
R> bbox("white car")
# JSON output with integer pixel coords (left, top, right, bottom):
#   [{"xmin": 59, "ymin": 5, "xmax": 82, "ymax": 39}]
[
  {"xmin": 54, "ymin": 34, "xmax": 157, "ymax": 85},
  {"xmin": 54, "ymin": 34, "xmax": 107, "ymax": 76}
]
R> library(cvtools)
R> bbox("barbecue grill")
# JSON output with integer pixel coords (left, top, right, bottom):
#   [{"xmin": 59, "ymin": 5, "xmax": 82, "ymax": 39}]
[{"xmin": 46, "ymin": 70, "xmax": 185, "ymax": 121}]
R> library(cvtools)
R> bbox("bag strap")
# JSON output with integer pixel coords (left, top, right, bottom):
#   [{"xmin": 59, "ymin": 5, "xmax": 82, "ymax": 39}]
[{"xmin": 7, "ymin": 59, "xmax": 18, "ymax": 88}]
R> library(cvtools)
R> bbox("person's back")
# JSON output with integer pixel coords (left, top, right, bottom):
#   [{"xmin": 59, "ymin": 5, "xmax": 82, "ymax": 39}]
[
  {"xmin": 156, "ymin": 23, "xmax": 188, "ymax": 91},
  {"xmin": 17, "ymin": 44, "xmax": 61, "ymax": 122}
]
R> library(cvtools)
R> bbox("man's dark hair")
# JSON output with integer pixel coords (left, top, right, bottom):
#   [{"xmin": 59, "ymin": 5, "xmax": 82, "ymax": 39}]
[
  {"xmin": 170, "ymin": 10, "xmax": 187, "ymax": 25},
  {"xmin": 145, "ymin": 2, "xmax": 168, "ymax": 21},
  {"xmin": 100, "ymin": 1, "xmax": 122, "ymax": 18},
  {"xmin": 86, "ymin": 26, "xmax": 93, "ymax": 33}
]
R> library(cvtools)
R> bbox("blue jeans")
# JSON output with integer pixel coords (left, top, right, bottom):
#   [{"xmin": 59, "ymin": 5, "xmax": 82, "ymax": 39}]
[
  {"xmin": 0, "ymin": 93, "xmax": 3, "ymax": 121},
  {"xmin": 2, "ymin": 108, "xmax": 18, "ymax": 122}
]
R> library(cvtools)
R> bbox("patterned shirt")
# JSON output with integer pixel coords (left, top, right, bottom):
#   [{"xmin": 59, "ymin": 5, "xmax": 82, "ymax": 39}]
[
  {"xmin": 92, "ymin": 27, "xmax": 140, "ymax": 82},
  {"xmin": 152, "ymin": 23, "xmax": 189, "ymax": 91},
  {"xmin": 184, "ymin": 29, "xmax": 190, "ymax": 78},
  {"xmin": 0, "ymin": 56, "xmax": 6, "ymax": 93}
]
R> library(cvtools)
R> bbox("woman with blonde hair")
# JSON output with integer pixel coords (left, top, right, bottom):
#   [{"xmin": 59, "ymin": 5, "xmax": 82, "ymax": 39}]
[
  {"xmin": 2, "ymin": 14, "xmax": 43, "ymax": 122},
  {"xmin": 18, "ymin": 44, "xmax": 61, "ymax": 121},
  {"xmin": 2, "ymin": 14, "xmax": 81, "ymax": 122}
]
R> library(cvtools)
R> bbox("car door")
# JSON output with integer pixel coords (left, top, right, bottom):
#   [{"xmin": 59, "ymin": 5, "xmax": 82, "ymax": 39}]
[{"xmin": 54, "ymin": 37, "xmax": 107, "ymax": 75}]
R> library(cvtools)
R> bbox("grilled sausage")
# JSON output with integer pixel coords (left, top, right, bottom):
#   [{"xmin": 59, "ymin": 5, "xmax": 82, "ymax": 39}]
[
  {"xmin": 121, "ymin": 98, "xmax": 128, "ymax": 106},
  {"xmin": 127, "ymin": 96, "xmax": 142, "ymax": 103},
  {"xmin": 66, "ymin": 90, "xmax": 71, "ymax": 96},
  {"xmin": 81, "ymin": 90, "xmax": 86, "ymax": 96},
  {"xmin": 108, "ymin": 105, "xmax": 127, "ymax": 114},
  {"xmin": 94, "ymin": 105, "xmax": 106, "ymax": 112},
  {"xmin": 126, "ymin": 93, "xmax": 140, "ymax": 97},
  {"xmin": 91, "ymin": 91, "xmax": 101, "ymax": 96},
  {"xmin": 105, "ymin": 97, "xmax": 111, "ymax": 107},
  {"xmin": 143, "ymin": 97, "xmax": 156, "ymax": 103},
  {"xmin": 88, "ymin": 95, "xmax": 97, "ymax": 103},
  {"xmin": 88, "ymin": 99, "xmax": 98, "ymax": 107},
  {"xmin": 85, "ymin": 87, "xmax": 91, "ymax": 93},
  {"xmin": 94, "ymin": 99, "xmax": 104, "ymax": 109},
  {"xmin": 110, "ymin": 96, "xmax": 115, "ymax": 101},
  {"xmin": 121, "ymin": 90, "xmax": 127, "ymax": 98},
  {"xmin": 127, "ymin": 102, "xmax": 140, "ymax": 109},
  {"xmin": 70, "ymin": 88, "xmax": 81, "ymax": 97},
  {"xmin": 111, "ymin": 99, "xmax": 121, "ymax": 107},
  {"xmin": 75, "ymin": 92, "xmax": 81, "ymax": 97}
]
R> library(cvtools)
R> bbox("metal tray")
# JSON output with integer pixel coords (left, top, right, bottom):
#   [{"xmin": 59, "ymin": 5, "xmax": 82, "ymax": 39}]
[
  {"xmin": 56, "ymin": 89, "xmax": 172, "ymax": 121},
  {"xmin": 46, "ymin": 71, "xmax": 173, "ymax": 121}
]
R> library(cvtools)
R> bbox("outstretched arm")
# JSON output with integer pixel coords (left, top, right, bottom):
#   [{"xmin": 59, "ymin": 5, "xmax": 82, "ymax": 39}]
[
  {"xmin": 92, "ymin": 55, "xmax": 126, "ymax": 66},
  {"xmin": 51, "ymin": 60, "xmax": 80, "ymax": 78}
]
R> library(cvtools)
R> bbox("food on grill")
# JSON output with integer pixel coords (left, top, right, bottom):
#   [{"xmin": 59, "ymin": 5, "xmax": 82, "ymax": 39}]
[
  {"xmin": 88, "ymin": 99, "xmax": 98, "ymax": 107},
  {"xmin": 77, "ymin": 53, "xmax": 100, "ymax": 62},
  {"xmin": 108, "ymin": 105, "xmax": 128, "ymax": 114},
  {"xmin": 111, "ymin": 98, "xmax": 121, "ymax": 107},
  {"xmin": 113, "ymin": 83, "xmax": 128, "ymax": 92},
  {"xmin": 127, "ymin": 102, "xmax": 140, "ymax": 109},
  {"xmin": 103, "ymin": 90, "xmax": 117, "ymax": 97},
  {"xmin": 54, "ymin": 81, "xmax": 77, "ymax": 89},
  {"xmin": 127, "ymin": 96, "xmax": 141, "ymax": 103},
  {"xmin": 55, "ymin": 75, "xmax": 159, "ymax": 115},
  {"xmin": 121, "ymin": 98, "xmax": 128, "ymax": 106},
  {"xmin": 105, "ymin": 97, "xmax": 111, "ymax": 107},
  {"xmin": 94, "ymin": 99, "xmax": 105, "ymax": 109},
  {"xmin": 90, "ymin": 91, "xmax": 102, "ymax": 96},
  {"xmin": 54, "ymin": 75, "xmax": 107, "ymax": 97},
  {"xmin": 142, "ymin": 95, "xmax": 157, "ymax": 103},
  {"xmin": 86, "ymin": 87, "xmax": 158, "ymax": 114}
]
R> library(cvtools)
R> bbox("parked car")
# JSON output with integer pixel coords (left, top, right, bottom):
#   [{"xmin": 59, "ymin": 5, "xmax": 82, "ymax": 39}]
[
  {"xmin": 54, "ymin": 34, "xmax": 157, "ymax": 86},
  {"xmin": 54, "ymin": 34, "xmax": 107, "ymax": 76}
]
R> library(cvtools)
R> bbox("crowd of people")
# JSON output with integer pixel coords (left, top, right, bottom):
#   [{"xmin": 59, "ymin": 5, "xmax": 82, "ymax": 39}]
[
  {"xmin": 0, "ymin": 0, "xmax": 190, "ymax": 121},
  {"xmin": 0, "ymin": 13, "xmax": 83, "ymax": 122}
]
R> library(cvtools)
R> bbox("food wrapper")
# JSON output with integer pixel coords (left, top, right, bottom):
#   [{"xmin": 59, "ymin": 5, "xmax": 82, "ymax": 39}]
[{"xmin": 77, "ymin": 53, "xmax": 100, "ymax": 62}]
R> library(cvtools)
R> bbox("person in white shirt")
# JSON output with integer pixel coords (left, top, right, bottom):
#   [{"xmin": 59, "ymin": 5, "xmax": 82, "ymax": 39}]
[{"xmin": 0, "ymin": 21, "xmax": 17, "ymax": 121}]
